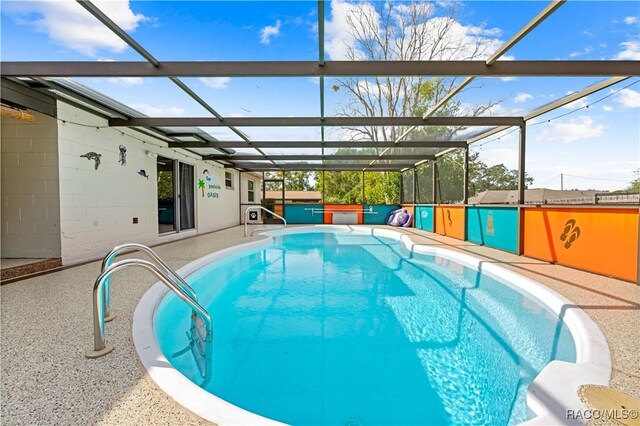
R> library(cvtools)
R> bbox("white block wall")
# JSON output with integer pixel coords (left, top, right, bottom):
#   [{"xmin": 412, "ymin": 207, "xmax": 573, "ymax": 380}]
[
  {"xmin": 1, "ymin": 111, "xmax": 61, "ymax": 258},
  {"xmin": 56, "ymin": 102, "xmax": 250, "ymax": 264},
  {"xmin": 240, "ymin": 172, "xmax": 263, "ymax": 223},
  {"xmin": 196, "ymin": 164, "xmax": 241, "ymax": 233}
]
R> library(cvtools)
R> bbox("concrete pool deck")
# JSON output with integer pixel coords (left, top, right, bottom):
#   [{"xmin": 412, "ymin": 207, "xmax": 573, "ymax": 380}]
[{"xmin": 1, "ymin": 225, "xmax": 638, "ymax": 425}]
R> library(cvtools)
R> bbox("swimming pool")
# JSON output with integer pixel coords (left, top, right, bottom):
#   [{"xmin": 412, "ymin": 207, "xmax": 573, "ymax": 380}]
[{"xmin": 133, "ymin": 226, "xmax": 611, "ymax": 425}]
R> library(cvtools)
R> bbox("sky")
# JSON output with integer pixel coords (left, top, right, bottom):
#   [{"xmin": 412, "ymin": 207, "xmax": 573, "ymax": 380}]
[{"xmin": 1, "ymin": 0, "xmax": 639, "ymax": 191}]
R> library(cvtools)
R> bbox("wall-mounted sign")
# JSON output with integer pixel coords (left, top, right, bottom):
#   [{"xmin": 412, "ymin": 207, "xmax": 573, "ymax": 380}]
[
  {"xmin": 202, "ymin": 169, "xmax": 221, "ymax": 198},
  {"xmin": 249, "ymin": 211, "xmax": 258, "ymax": 221}
]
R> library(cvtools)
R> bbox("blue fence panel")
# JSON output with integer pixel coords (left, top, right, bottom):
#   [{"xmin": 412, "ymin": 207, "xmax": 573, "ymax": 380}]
[
  {"xmin": 414, "ymin": 206, "xmax": 435, "ymax": 232},
  {"xmin": 283, "ymin": 204, "xmax": 324, "ymax": 224},
  {"xmin": 466, "ymin": 206, "xmax": 519, "ymax": 253},
  {"xmin": 364, "ymin": 204, "xmax": 400, "ymax": 224}
]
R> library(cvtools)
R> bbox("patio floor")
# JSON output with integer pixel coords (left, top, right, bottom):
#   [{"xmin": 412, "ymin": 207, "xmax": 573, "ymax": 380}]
[{"xmin": 1, "ymin": 225, "xmax": 638, "ymax": 425}]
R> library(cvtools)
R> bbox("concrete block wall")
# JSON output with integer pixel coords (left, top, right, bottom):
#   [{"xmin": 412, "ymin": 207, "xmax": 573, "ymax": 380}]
[
  {"xmin": 196, "ymin": 163, "xmax": 242, "ymax": 233},
  {"xmin": 239, "ymin": 172, "xmax": 263, "ymax": 223},
  {"xmin": 1, "ymin": 111, "xmax": 61, "ymax": 258},
  {"xmin": 56, "ymin": 102, "xmax": 245, "ymax": 264}
]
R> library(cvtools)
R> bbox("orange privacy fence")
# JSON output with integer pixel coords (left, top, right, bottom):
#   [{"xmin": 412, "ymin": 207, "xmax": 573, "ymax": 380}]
[
  {"xmin": 523, "ymin": 207, "xmax": 638, "ymax": 282},
  {"xmin": 434, "ymin": 206, "xmax": 465, "ymax": 240}
]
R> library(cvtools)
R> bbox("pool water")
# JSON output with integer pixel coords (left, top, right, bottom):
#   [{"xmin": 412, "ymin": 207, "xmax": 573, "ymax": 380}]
[{"xmin": 155, "ymin": 231, "xmax": 576, "ymax": 425}]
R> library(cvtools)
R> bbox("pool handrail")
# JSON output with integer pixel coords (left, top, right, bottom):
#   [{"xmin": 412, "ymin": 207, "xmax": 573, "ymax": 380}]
[
  {"xmin": 100, "ymin": 243, "xmax": 197, "ymax": 321},
  {"xmin": 244, "ymin": 206, "xmax": 287, "ymax": 237},
  {"xmin": 86, "ymin": 258, "xmax": 213, "ymax": 380}
]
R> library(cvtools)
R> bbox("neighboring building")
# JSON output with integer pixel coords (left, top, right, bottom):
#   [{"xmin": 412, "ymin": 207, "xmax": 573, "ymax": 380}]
[
  {"xmin": 1, "ymin": 78, "xmax": 261, "ymax": 265},
  {"xmin": 265, "ymin": 190, "xmax": 322, "ymax": 203},
  {"xmin": 468, "ymin": 188, "xmax": 631, "ymax": 205}
]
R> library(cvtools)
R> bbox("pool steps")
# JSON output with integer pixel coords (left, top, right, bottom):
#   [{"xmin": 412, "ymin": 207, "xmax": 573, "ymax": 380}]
[{"xmin": 85, "ymin": 244, "xmax": 213, "ymax": 382}]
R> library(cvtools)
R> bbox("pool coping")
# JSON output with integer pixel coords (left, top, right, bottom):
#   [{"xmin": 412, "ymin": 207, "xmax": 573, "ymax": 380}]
[{"xmin": 132, "ymin": 225, "xmax": 612, "ymax": 426}]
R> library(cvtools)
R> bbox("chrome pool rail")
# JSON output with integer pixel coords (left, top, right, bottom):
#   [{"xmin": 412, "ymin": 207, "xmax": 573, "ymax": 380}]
[
  {"xmin": 86, "ymin": 257, "xmax": 213, "ymax": 381},
  {"xmin": 244, "ymin": 206, "xmax": 287, "ymax": 237},
  {"xmin": 101, "ymin": 243, "xmax": 197, "ymax": 322}
]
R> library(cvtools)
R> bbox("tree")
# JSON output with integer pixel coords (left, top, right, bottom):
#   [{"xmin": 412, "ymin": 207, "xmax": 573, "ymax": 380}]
[
  {"xmin": 315, "ymin": 167, "xmax": 401, "ymax": 204},
  {"xmin": 331, "ymin": 1, "xmax": 501, "ymax": 144},
  {"xmin": 623, "ymin": 170, "xmax": 640, "ymax": 193},
  {"xmin": 412, "ymin": 150, "xmax": 534, "ymax": 203},
  {"xmin": 326, "ymin": 1, "xmax": 502, "ymax": 204},
  {"xmin": 284, "ymin": 171, "xmax": 317, "ymax": 191},
  {"xmin": 264, "ymin": 171, "xmax": 317, "ymax": 192},
  {"xmin": 626, "ymin": 179, "xmax": 640, "ymax": 193}
]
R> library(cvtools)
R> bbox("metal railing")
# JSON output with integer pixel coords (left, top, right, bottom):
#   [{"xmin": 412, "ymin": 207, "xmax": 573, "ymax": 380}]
[
  {"xmin": 86, "ymin": 250, "xmax": 213, "ymax": 382},
  {"xmin": 244, "ymin": 206, "xmax": 287, "ymax": 237},
  {"xmin": 100, "ymin": 243, "xmax": 197, "ymax": 322}
]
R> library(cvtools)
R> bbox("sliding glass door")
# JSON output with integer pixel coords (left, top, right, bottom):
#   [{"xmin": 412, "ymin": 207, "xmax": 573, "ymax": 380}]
[{"xmin": 157, "ymin": 157, "xmax": 195, "ymax": 234}]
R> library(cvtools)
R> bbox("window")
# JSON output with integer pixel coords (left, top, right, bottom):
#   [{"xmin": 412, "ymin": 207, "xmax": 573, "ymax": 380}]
[
  {"xmin": 248, "ymin": 180, "xmax": 255, "ymax": 202},
  {"xmin": 225, "ymin": 171, "xmax": 233, "ymax": 189}
]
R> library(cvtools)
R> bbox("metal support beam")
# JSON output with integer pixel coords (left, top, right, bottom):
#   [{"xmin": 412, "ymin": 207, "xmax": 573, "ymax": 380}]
[
  {"xmin": 412, "ymin": 167, "xmax": 417, "ymax": 205},
  {"xmin": 362, "ymin": 170, "xmax": 365, "ymax": 204},
  {"xmin": 169, "ymin": 140, "xmax": 467, "ymax": 149},
  {"xmin": 369, "ymin": 0, "xmax": 567, "ymax": 169},
  {"xmin": 76, "ymin": 1, "xmax": 159, "ymax": 66},
  {"xmin": 432, "ymin": 76, "xmax": 632, "ymax": 161},
  {"xmin": 318, "ymin": 1, "xmax": 325, "ymax": 66},
  {"xmin": 321, "ymin": 170, "xmax": 325, "ymax": 203},
  {"xmin": 318, "ymin": 1, "xmax": 326, "ymax": 166},
  {"xmin": 203, "ymin": 154, "xmax": 436, "ymax": 161},
  {"xmin": 168, "ymin": 77, "xmax": 224, "ymax": 120},
  {"xmin": 463, "ymin": 147, "xmax": 470, "ymax": 204},
  {"xmin": 518, "ymin": 124, "xmax": 527, "ymax": 204},
  {"xmin": 432, "ymin": 160, "xmax": 438, "ymax": 204},
  {"xmin": 76, "ymin": 0, "xmax": 274, "ymax": 166},
  {"xmin": 111, "ymin": 116, "xmax": 524, "ymax": 128},
  {"xmin": 228, "ymin": 164, "xmax": 414, "ymax": 171},
  {"xmin": 486, "ymin": 0, "xmax": 566, "ymax": 65},
  {"xmin": 5, "ymin": 61, "xmax": 639, "ymax": 78}
]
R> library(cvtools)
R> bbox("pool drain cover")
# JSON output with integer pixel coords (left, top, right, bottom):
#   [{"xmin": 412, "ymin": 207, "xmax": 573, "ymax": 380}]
[{"xmin": 581, "ymin": 385, "xmax": 640, "ymax": 426}]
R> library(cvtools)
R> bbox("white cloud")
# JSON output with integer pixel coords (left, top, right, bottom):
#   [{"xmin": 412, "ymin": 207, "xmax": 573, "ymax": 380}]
[
  {"xmin": 568, "ymin": 45, "xmax": 593, "ymax": 58},
  {"xmin": 325, "ymin": 0, "xmax": 504, "ymax": 61},
  {"xmin": 614, "ymin": 88, "xmax": 640, "ymax": 109},
  {"xmin": 514, "ymin": 92, "xmax": 533, "ymax": 103},
  {"xmin": 107, "ymin": 77, "xmax": 144, "ymax": 86},
  {"xmin": 471, "ymin": 102, "xmax": 522, "ymax": 117},
  {"xmin": 260, "ymin": 20, "xmax": 282, "ymax": 45},
  {"xmin": 199, "ymin": 77, "xmax": 230, "ymax": 90},
  {"xmin": 614, "ymin": 40, "xmax": 640, "ymax": 60},
  {"xmin": 4, "ymin": 0, "xmax": 147, "ymax": 56},
  {"xmin": 541, "ymin": 116, "xmax": 605, "ymax": 143},
  {"xmin": 602, "ymin": 105, "xmax": 614, "ymax": 112},
  {"xmin": 624, "ymin": 16, "xmax": 638, "ymax": 25},
  {"xmin": 477, "ymin": 146, "xmax": 518, "ymax": 169},
  {"xmin": 130, "ymin": 104, "xmax": 185, "ymax": 116}
]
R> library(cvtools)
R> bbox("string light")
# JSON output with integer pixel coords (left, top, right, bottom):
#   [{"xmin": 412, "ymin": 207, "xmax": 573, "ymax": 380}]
[
  {"xmin": 470, "ymin": 79, "xmax": 640, "ymax": 151},
  {"xmin": 54, "ymin": 115, "xmax": 217, "ymax": 163}
]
